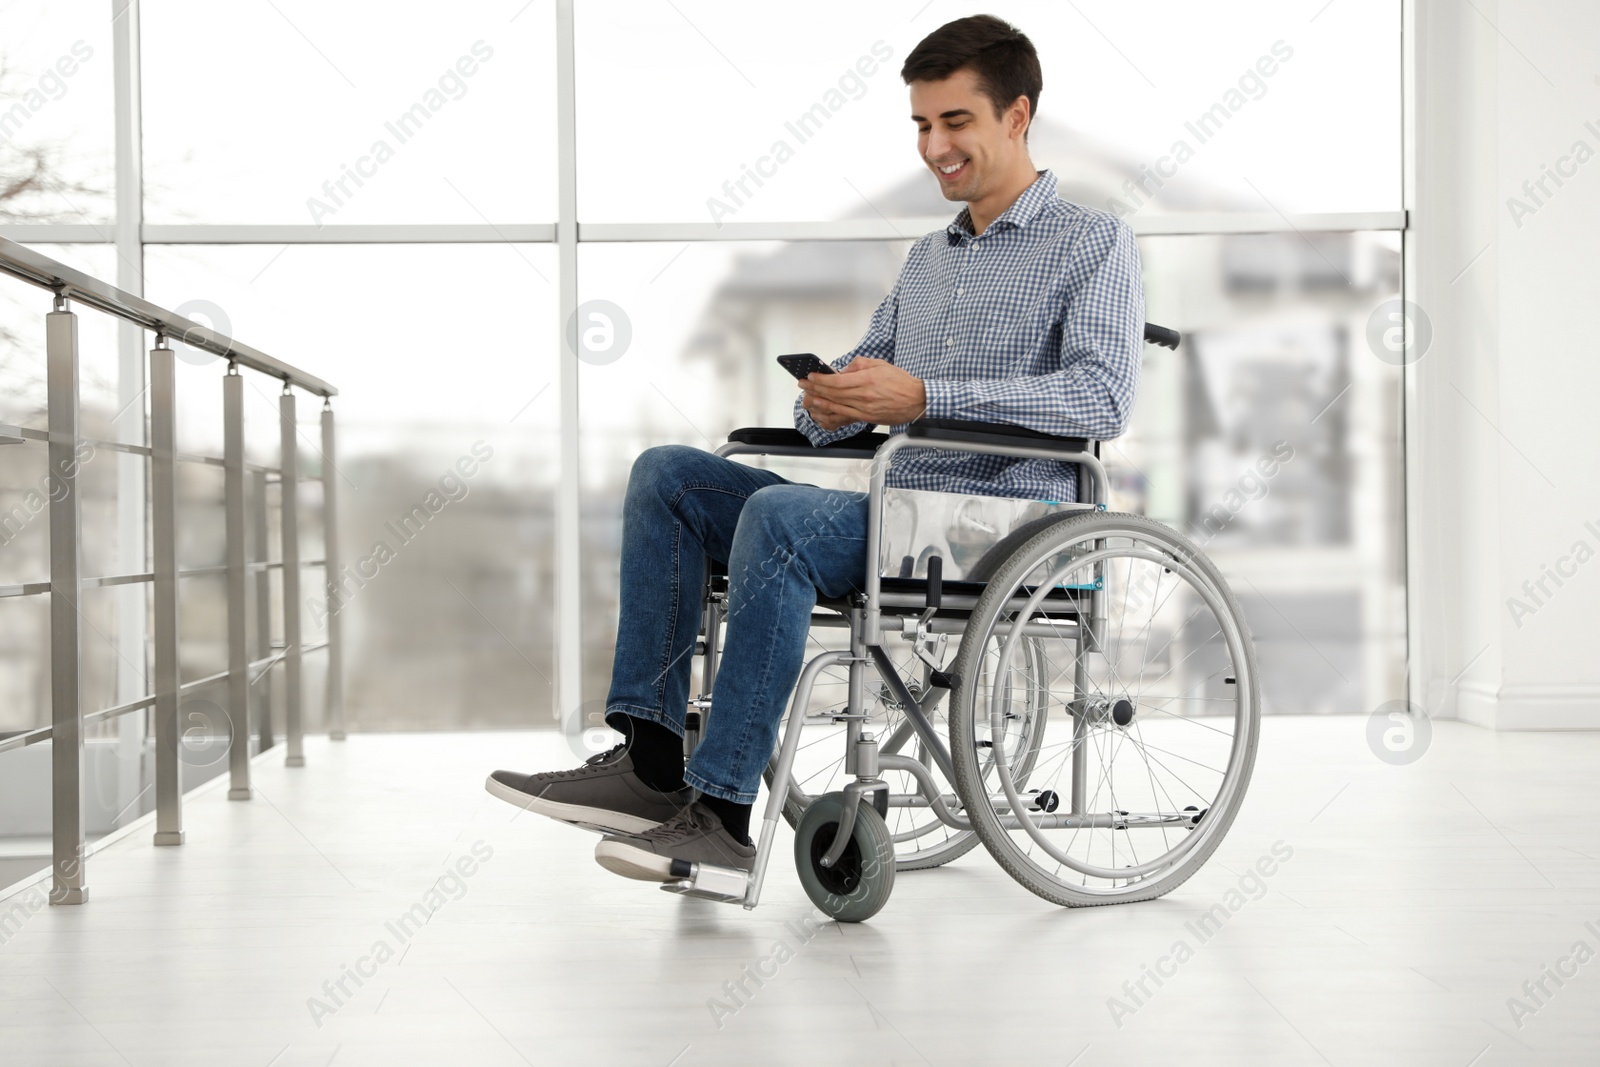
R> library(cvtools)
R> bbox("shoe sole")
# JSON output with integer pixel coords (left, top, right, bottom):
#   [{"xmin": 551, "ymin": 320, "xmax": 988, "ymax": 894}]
[
  {"xmin": 593, "ymin": 839, "xmax": 757, "ymax": 883},
  {"xmin": 593, "ymin": 839, "xmax": 677, "ymax": 881},
  {"xmin": 484, "ymin": 775, "xmax": 663, "ymax": 836}
]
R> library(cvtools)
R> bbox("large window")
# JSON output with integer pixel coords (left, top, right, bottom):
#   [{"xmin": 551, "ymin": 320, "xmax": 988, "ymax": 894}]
[
  {"xmin": 0, "ymin": 0, "xmax": 1407, "ymax": 779},
  {"xmin": 569, "ymin": 0, "xmax": 1404, "ymax": 719}
]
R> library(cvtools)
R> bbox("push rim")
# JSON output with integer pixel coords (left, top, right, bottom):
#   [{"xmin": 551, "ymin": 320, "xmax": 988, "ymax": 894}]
[{"xmin": 953, "ymin": 513, "xmax": 1260, "ymax": 901}]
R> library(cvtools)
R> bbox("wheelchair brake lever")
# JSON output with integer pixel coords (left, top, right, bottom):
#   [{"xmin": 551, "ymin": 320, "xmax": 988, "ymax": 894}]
[
  {"xmin": 911, "ymin": 556, "xmax": 947, "ymax": 671},
  {"xmin": 914, "ymin": 554, "xmax": 943, "ymax": 629}
]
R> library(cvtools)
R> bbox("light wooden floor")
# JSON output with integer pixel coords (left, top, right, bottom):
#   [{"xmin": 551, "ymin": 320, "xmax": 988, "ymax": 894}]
[{"xmin": 2, "ymin": 717, "xmax": 1598, "ymax": 1066}]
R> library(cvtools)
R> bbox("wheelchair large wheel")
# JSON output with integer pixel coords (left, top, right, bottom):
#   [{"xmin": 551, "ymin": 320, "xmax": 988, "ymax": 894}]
[
  {"xmin": 949, "ymin": 511, "xmax": 1260, "ymax": 907},
  {"xmin": 764, "ymin": 631, "xmax": 1049, "ymax": 871}
]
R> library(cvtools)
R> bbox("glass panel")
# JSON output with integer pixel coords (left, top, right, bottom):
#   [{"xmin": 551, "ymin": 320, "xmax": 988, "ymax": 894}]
[
  {"xmin": 0, "ymin": 243, "xmax": 144, "ymax": 862},
  {"xmin": 0, "ymin": 1, "xmax": 115, "ymax": 224},
  {"xmin": 575, "ymin": 0, "xmax": 1399, "ymax": 222},
  {"xmin": 576, "ymin": 238, "xmax": 912, "ymax": 705},
  {"xmin": 145, "ymin": 243, "xmax": 560, "ymax": 730},
  {"xmin": 577, "ymin": 234, "xmax": 1405, "ymax": 715},
  {"xmin": 1134, "ymin": 231, "xmax": 1405, "ymax": 715},
  {"xmin": 141, "ymin": 1, "xmax": 556, "ymax": 224}
]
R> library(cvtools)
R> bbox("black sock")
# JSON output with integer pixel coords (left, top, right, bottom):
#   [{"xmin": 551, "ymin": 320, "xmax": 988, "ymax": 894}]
[
  {"xmin": 699, "ymin": 793, "xmax": 753, "ymax": 847},
  {"xmin": 617, "ymin": 715, "xmax": 687, "ymax": 793}
]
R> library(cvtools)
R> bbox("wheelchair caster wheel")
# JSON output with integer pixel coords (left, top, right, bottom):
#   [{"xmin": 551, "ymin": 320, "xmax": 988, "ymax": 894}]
[{"xmin": 794, "ymin": 791, "xmax": 895, "ymax": 923}]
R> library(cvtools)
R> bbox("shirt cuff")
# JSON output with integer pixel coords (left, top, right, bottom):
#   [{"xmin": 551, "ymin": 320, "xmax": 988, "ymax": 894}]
[
  {"xmin": 920, "ymin": 377, "xmax": 977, "ymax": 422},
  {"xmin": 794, "ymin": 396, "xmax": 865, "ymax": 445}
]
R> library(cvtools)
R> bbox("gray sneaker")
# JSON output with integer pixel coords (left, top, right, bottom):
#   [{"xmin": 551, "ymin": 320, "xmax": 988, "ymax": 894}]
[
  {"xmin": 485, "ymin": 744, "xmax": 692, "ymax": 835},
  {"xmin": 594, "ymin": 800, "xmax": 757, "ymax": 882}
]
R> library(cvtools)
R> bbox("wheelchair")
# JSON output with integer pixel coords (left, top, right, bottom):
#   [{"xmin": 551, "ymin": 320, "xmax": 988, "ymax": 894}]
[{"xmin": 663, "ymin": 324, "xmax": 1261, "ymax": 922}]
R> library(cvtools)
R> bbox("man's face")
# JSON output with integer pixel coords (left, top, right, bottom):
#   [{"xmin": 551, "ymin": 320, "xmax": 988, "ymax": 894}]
[{"xmin": 909, "ymin": 67, "xmax": 1026, "ymax": 203}]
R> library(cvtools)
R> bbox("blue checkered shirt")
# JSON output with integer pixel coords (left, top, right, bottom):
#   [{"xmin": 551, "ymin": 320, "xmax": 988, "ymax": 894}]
[{"xmin": 794, "ymin": 168, "xmax": 1144, "ymax": 503}]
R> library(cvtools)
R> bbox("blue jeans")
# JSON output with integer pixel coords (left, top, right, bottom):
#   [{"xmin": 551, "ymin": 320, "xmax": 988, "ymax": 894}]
[{"xmin": 603, "ymin": 445, "xmax": 868, "ymax": 803}]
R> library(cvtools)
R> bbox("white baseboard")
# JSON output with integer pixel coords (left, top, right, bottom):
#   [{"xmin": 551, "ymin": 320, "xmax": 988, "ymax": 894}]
[
  {"xmin": 1453, "ymin": 679, "xmax": 1499, "ymax": 728},
  {"xmin": 1449, "ymin": 679, "xmax": 1600, "ymax": 730}
]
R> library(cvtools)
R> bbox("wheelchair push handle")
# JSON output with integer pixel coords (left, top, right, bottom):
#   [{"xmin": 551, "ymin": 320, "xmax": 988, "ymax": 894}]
[{"xmin": 1143, "ymin": 322, "xmax": 1181, "ymax": 349}]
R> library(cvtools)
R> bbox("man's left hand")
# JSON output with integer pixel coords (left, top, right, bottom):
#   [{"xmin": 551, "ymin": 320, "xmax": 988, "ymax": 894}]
[{"xmin": 799, "ymin": 357, "xmax": 927, "ymax": 428}]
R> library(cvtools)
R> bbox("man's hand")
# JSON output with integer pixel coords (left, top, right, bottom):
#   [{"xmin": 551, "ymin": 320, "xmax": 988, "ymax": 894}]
[{"xmin": 799, "ymin": 357, "xmax": 927, "ymax": 431}]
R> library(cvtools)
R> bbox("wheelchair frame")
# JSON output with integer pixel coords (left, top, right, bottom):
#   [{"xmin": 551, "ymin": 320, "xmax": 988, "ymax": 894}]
[
  {"xmin": 661, "ymin": 324, "xmax": 1255, "ymax": 916},
  {"xmin": 660, "ymin": 420, "xmax": 1118, "ymax": 908}
]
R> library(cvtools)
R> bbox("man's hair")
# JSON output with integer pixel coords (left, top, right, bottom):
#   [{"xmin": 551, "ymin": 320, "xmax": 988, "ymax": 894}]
[{"xmin": 900, "ymin": 14, "xmax": 1042, "ymax": 141}]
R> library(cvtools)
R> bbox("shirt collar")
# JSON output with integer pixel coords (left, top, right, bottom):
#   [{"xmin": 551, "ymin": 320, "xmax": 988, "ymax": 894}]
[{"xmin": 947, "ymin": 168, "xmax": 1057, "ymax": 243}]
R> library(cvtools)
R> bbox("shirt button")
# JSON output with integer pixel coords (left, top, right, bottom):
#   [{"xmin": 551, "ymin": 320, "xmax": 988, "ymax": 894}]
[
  {"xmin": 956, "ymin": 287, "xmax": 964, "ymax": 296},
  {"xmin": 945, "ymin": 338, "xmax": 953, "ymax": 346}
]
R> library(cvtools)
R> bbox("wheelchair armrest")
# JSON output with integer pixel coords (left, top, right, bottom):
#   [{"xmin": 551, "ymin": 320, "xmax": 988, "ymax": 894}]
[
  {"xmin": 903, "ymin": 418, "xmax": 1092, "ymax": 457},
  {"xmin": 724, "ymin": 425, "xmax": 889, "ymax": 459}
]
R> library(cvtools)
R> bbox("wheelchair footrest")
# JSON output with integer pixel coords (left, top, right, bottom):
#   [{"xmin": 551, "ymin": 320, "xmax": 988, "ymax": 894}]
[{"xmin": 659, "ymin": 858, "xmax": 750, "ymax": 904}]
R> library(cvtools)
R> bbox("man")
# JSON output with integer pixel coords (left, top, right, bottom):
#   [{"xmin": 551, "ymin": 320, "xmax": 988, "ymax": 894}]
[{"xmin": 486, "ymin": 14, "xmax": 1143, "ymax": 883}]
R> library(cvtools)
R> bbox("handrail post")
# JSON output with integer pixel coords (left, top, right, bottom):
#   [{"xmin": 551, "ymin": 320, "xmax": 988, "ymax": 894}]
[
  {"xmin": 48, "ymin": 294, "xmax": 88, "ymax": 904},
  {"xmin": 321, "ymin": 400, "xmax": 345, "ymax": 741},
  {"xmin": 251, "ymin": 468, "xmax": 274, "ymax": 750},
  {"xmin": 223, "ymin": 364, "xmax": 251, "ymax": 799},
  {"xmin": 280, "ymin": 385, "xmax": 305, "ymax": 767},
  {"xmin": 151, "ymin": 335, "xmax": 184, "ymax": 845}
]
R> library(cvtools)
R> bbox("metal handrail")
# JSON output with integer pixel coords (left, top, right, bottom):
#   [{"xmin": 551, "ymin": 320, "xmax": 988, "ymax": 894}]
[
  {"xmin": 0, "ymin": 424, "xmax": 289, "ymax": 472},
  {"xmin": 0, "ymin": 235, "xmax": 336, "ymax": 397},
  {"xmin": 0, "ymin": 238, "xmax": 343, "ymax": 905},
  {"xmin": 0, "ymin": 559, "xmax": 328, "ymax": 599},
  {"xmin": 0, "ymin": 640, "xmax": 332, "ymax": 756}
]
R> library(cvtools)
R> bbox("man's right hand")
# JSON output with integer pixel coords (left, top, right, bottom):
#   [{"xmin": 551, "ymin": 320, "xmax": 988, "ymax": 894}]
[{"xmin": 800, "ymin": 357, "xmax": 925, "ymax": 431}]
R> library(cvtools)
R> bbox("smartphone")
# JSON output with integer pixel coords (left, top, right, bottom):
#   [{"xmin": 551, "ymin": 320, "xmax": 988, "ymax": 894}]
[{"xmin": 776, "ymin": 352, "xmax": 835, "ymax": 379}]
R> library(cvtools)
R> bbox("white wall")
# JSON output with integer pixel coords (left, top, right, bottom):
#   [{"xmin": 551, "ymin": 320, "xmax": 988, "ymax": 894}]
[{"xmin": 1409, "ymin": 0, "xmax": 1600, "ymax": 728}]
